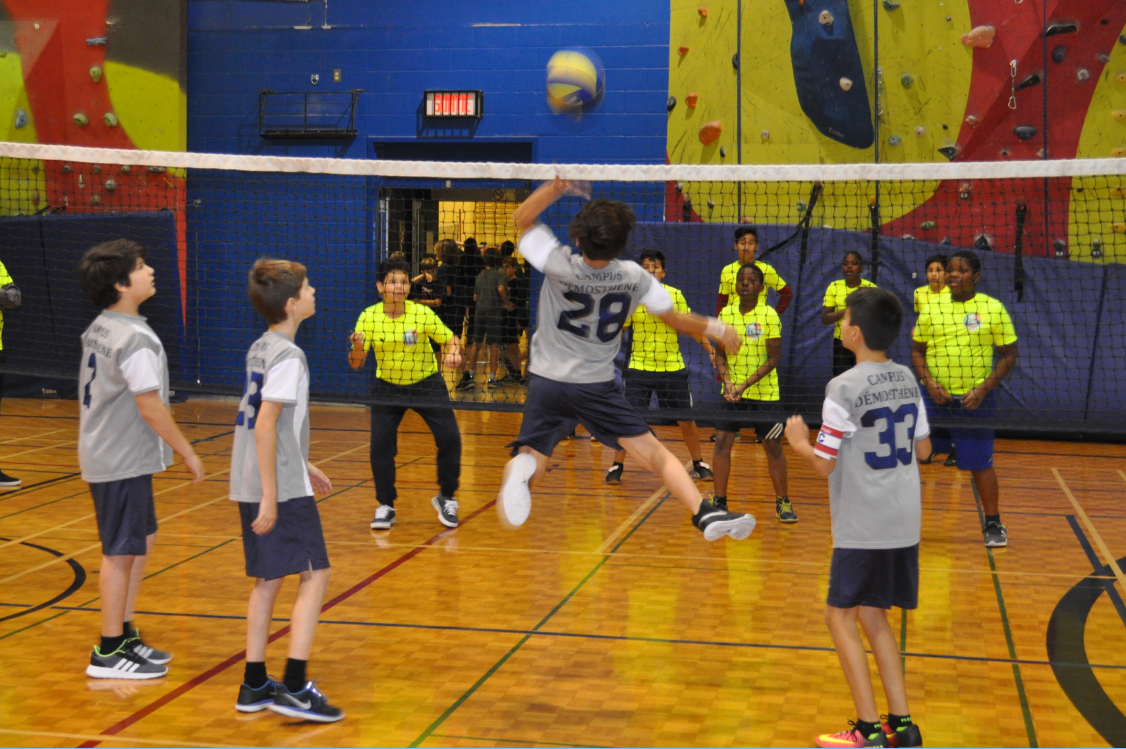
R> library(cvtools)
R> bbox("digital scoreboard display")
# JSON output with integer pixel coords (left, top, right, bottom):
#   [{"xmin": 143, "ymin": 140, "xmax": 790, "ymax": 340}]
[{"xmin": 424, "ymin": 90, "xmax": 484, "ymax": 119}]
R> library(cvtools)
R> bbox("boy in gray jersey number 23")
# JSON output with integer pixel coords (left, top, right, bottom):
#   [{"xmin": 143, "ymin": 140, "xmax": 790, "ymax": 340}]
[
  {"xmin": 496, "ymin": 177, "xmax": 759, "ymax": 543},
  {"xmin": 785, "ymin": 287, "xmax": 931, "ymax": 749}
]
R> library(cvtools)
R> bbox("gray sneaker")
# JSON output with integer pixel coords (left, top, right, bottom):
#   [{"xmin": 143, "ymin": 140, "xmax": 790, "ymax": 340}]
[
  {"xmin": 126, "ymin": 631, "xmax": 172, "ymax": 665},
  {"xmin": 983, "ymin": 520, "xmax": 1008, "ymax": 547},
  {"xmin": 432, "ymin": 494, "xmax": 459, "ymax": 528},
  {"xmin": 86, "ymin": 642, "xmax": 168, "ymax": 680},
  {"xmin": 370, "ymin": 504, "xmax": 396, "ymax": 530}
]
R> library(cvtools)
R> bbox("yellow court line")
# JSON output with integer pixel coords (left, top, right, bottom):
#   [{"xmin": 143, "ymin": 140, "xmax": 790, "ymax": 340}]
[
  {"xmin": 1053, "ymin": 467, "xmax": 1126, "ymax": 590},
  {"xmin": 0, "ymin": 428, "xmax": 65, "ymax": 445},
  {"xmin": 593, "ymin": 460, "xmax": 690, "ymax": 555},
  {"xmin": 0, "ymin": 439, "xmax": 75, "ymax": 460},
  {"xmin": 1118, "ymin": 469, "xmax": 1126, "ymax": 486},
  {"xmin": 0, "ymin": 442, "xmax": 369, "ymax": 585},
  {"xmin": 0, "ymin": 728, "xmax": 242, "ymax": 748}
]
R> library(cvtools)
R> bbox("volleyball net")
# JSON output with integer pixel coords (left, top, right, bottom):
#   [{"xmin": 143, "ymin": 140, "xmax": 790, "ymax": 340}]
[{"xmin": 0, "ymin": 142, "xmax": 1122, "ymax": 435}]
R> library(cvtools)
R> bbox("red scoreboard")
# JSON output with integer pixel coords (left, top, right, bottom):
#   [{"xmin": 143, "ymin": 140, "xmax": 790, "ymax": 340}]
[{"xmin": 424, "ymin": 90, "xmax": 484, "ymax": 119}]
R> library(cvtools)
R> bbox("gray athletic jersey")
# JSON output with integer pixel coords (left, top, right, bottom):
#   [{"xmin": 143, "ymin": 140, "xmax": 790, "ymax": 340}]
[
  {"xmin": 229, "ymin": 331, "xmax": 314, "ymax": 503},
  {"xmin": 814, "ymin": 360, "xmax": 931, "ymax": 549},
  {"xmin": 519, "ymin": 223, "xmax": 672, "ymax": 383},
  {"xmin": 78, "ymin": 312, "xmax": 173, "ymax": 482}
]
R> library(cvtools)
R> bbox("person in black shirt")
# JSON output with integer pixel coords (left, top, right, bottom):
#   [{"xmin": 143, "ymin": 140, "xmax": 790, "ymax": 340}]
[
  {"xmin": 434, "ymin": 240, "xmax": 462, "ymax": 339},
  {"xmin": 455, "ymin": 238, "xmax": 486, "ymax": 390}
]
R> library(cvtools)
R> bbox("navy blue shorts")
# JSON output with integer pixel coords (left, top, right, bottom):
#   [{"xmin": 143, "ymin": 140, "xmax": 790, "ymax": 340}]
[
  {"xmin": 624, "ymin": 368, "xmax": 693, "ymax": 411},
  {"xmin": 921, "ymin": 390, "xmax": 996, "ymax": 471},
  {"xmin": 827, "ymin": 545, "xmax": 919, "ymax": 610},
  {"xmin": 89, "ymin": 474, "xmax": 158, "ymax": 556},
  {"xmin": 712, "ymin": 399, "xmax": 784, "ymax": 438},
  {"xmin": 510, "ymin": 374, "xmax": 651, "ymax": 456},
  {"xmin": 238, "ymin": 496, "xmax": 330, "ymax": 580}
]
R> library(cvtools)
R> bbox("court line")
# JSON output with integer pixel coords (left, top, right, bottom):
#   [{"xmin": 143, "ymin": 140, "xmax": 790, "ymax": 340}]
[
  {"xmin": 1053, "ymin": 468, "xmax": 1126, "ymax": 592},
  {"xmin": 1065, "ymin": 517, "xmax": 1126, "ymax": 629},
  {"xmin": 0, "ymin": 439, "xmax": 74, "ymax": 460},
  {"xmin": 595, "ymin": 488, "xmax": 673, "ymax": 554},
  {"xmin": 0, "ymin": 728, "xmax": 242, "ymax": 748},
  {"xmin": 0, "ymin": 428, "xmax": 65, "ymax": 445},
  {"xmin": 430, "ymin": 733, "xmax": 601, "ymax": 748}
]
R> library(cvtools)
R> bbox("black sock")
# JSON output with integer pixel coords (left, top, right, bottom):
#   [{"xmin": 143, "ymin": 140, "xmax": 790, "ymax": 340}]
[
  {"xmin": 283, "ymin": 658, "xmax": 307, "ymax": 693},
  {"xmin": 854, "ymin": 719, "xmax": 880, "ymax": 739},
  {"xmin": 123, "ymin": 620, "xmax": 136, "ymax": 639},
  {"xmin": 244, "ymin": 661, "xmax": 268, "ymax": 689},
  {"xmin": 985, "ymin": 514, "xmax": 1001, "ymax": 526},
  {"xmin": 887, "ymin": 713, "xmax": 912, "ymax": 729},
  {"xmin": 693, "ymin": 459, "xmax": 704, "ymax": 466},
  {"xmin": 710, "ymin": 496, "xmax": 725, "ymax": 506},
  {"xmin": 612, "ymin": 461, "xmax": 623, "ymax": 468},
  {"xmin": 100, "ymin": 632, "xmax": 127, "ymax": 654}
]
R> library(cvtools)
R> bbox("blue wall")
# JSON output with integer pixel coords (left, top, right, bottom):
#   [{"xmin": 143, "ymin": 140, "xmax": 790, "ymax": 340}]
[{"xmin": 188, "ymin": 0, "xmax": 671, "ymax": 163}]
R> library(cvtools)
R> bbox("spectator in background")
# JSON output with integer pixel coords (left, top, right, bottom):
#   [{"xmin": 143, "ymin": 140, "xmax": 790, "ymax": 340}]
[
  {"xmin": 455, "ymin": 238, "xmax": 486, "ymax": 390},
  {"xmin": 410, "ymin": 257, "xmax": 443, "ymax": 311},
  {"xmin": 499, "ymin": 256, "xmax": 527, "ymax": 383},
  {"xmin": 459, "ymin": 248, "xmax": 508, "ymax": 390},
  {"xmin": 435, "ymin": 239, "xmax": 463, "ymax": 341},
  {"xmin": 0, "ymin": 259, "xmax": 21, "ymax": 487}
]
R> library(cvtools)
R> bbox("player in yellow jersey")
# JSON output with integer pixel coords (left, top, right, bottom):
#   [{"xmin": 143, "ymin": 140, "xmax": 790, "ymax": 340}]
[
  {"xmin": 605, "ymin": 250, "xmax": 715, "ymax": 484},
  {"xmin": 912, "ymin": 250, "xmax": 1018, "ymax": 548},
  {"xmin": 349, "ymin": 258, "xmax": 464, "ymax": 531},
  {"xmin": 913, "ymin": 253, "xmax": 955, "ymax": 467},
  {"xmin": 716, "ymin": 226, "xmax": 792, "ymax": 314},
  {"xmin": 714, "ymin": 264, "xmax": 796, "ymax": 523},
  {"xmin": 822, "ymin": 250, "xmax": 877, "ymax": 377}
]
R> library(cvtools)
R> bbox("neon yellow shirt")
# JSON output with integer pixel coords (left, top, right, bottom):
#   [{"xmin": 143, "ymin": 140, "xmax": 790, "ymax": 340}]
[
  {"xmin": 354, "ymin": 300, "xmax": 452, "ymax": 386},
  {"xmin": 913, "ymin": 284, "xmax": 950, "ymax": 313},
  {"xmin": 823, "ymin": 278, "xmax": 877, "ymax": 339},
  {"xmin": 0, "ymin": 261, "xmax": 11, "ymax": 350},
  {"xmin": 718, "ymin": 303, "xmax": 781, "ymax": 401},
  {"xmin": 718, "ymin": 260, "xmax": 786, "ymax": 306},
  {"xmin": 625, "ymin": 283, "xmax": 689, "ymax": 372},
  {"xmin": 913, "ymin": 292, "xmax": 1018, "ymax": 396}
]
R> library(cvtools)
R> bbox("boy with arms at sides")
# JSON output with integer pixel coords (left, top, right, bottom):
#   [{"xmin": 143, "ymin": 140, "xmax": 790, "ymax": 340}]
[
  {"xmin": 77, "ymin": 239, "xmax": 206, "ymax": 679},
  {"xmin": 785, "ymin": 287, "xmax": 929, "ymax": 749},
  {"xmin": 231, "ymin": 259, "xmax": 342, "ymax": 722},
  {"xmin": 716, "ymin": 226, "xmax": 792, "ymax": 314},
  {"xmin": 714, "ymin": 263, "xmax": 797, "ymax": 523},
  {"xmin": 912, "ymin": 253, "xmax": 954, "ymax": 466},
  {"xmin": 463, "ymin": 247, "xmax": 510, "ymax": 389},
  {"xmin": 606, "ymin": 248, "xmax": 715, "ymax": 485},
  {"xmin": 822, "ymin": 251, "xmax": 877, "ymax": 377},
  {"xmin": 497, "ymin": 178, "xmax": 757, "ymax": 541},
  {"xmin": 350, "ymin": 258, "xmax": 463, "ymax": 530},
  {"xmin": 498, "ymin": 255, "xmax": 527, "ymax": 384}
]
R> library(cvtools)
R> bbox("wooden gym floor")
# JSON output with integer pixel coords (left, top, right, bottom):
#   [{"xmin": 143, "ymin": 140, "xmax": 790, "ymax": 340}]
[{"xmin": 0, "ymin": 397, "xmax": 1124, "ymax": 748}]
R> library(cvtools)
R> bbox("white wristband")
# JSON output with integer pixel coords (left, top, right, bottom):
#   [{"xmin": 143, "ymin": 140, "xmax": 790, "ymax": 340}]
[{"xmin": 704, "ymin": 317, "xmax": 726, "ymax": 339}]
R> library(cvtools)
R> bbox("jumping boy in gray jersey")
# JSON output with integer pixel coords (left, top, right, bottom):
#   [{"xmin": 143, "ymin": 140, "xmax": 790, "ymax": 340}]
[
  {"xmin": 497, "ymin": 178, "xmax": 757, "ymax": 541},
  {"xmin": 785, "ymin": 288, "xmax": 929, "ymax": 749},
  {"xmin": 230, "ymin": 259, "xmax": 342, "ymax": 722},
  {"xmin": 77, "ymin": 240, "xmax": 206, "ymax": 680}
]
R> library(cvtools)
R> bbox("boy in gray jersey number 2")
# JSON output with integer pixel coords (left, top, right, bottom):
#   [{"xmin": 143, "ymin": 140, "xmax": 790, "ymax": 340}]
[
  {"xmin": 77, "ymin": 240, "xmax": 205, "ymax": 680},
  {"xmin": 228, "ymin": 259, "xmax": 343, "ymax": 722},
  {"xmin": 785, "ymin": 288, "xmax": 930, "ymax": 749},
  {"xmin": 497, "ymin": 178, "xmax": 757, "ymax": 542}
]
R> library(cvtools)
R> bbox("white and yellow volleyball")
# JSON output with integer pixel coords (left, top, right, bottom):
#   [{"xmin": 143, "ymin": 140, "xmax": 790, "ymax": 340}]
[{"xmin": 546, "ymin": 47, "xmax": 605, "ymax": 113}]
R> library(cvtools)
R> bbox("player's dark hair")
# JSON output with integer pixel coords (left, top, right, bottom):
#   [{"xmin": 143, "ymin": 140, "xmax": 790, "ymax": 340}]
[
  {"xmin": 77, "ymin": 239, "xmax": 148, "ymax": 309},
  {"xmin": 568, "ymin": 198, "xmax": 636, "ymax": 261},
  {"xmin": 483, "ymin": 247, "xmax": 500, "ymax": 268},
  {"xmin": 420, "ymin": 256, "xmax": 437, "ymax": 271},
  {"xmin": 378, "ymin": 257, "xmax": 411, "ymax": 284},
  {"xmin": 463, "ymin": 237, "xmax": 478, "ymax": 256},
  {"xmin": 248, "ymin": 257, "xmax": 307, "ymax": 325},
  {"xmin": 733, "ymin": 226, "xmax": 758, "ymax": 242},
  {"xmin": 500, "ymin": 240, "xmax": 515, "ymax": 257},
  {"xmin": 639, "ymin": 248, "xmax": 666, "ymax": 269},
  {"xmin": 949, "ymin": 249, "xmax": 982, "ymax": 273},
  {"xmin": 845, "ymin": 287, "xmax": 902, "ymax": 352},
  {"xmin": 925, "ymin": 253, "xmax": 948, "ymax": 269},
  {"xmin": 436, "ymin": 239, "xmax": 460, "ymax": 266},
  {"xmin": 738, "ymin": 262, "xmax": 765, "ymax": 284},
  {"xmin": 843, "ymin": 250, "xmax": 865, "ymax": 265}
]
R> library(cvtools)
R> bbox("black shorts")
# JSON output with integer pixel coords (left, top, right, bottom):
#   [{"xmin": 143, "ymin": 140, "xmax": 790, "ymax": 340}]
[
  {"xmin": 472, "ymin": 308, "xmax": 505, "ymax": 344},
  {"xmin": 624, "ymin": 368, "xmax": 693, "ymax": 411},
  {"xmin": 712, "ymin": 399, "xmax": 784, "ymax": 438},
  {"xmin": 238, "ymin": 496, "xmax": 331, "ymax": 580},
  {"xmin": 827, "ymin": 545, "xmax": 919, "ymax": 610},
  {"xmin": 509, "ymin": 374, "xmax": 651, "ymax": 456},
  {"xmin": 501, "ymin": 312, "xmax": 521, "ymax": 345},
  {"xmin": 89, "ymin": 474, "xmax": 158, "ymax": 556}
]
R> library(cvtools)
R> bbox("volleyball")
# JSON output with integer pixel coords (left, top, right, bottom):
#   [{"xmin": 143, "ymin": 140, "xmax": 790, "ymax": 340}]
[{"xmin": 546, "ymin": 47, "xmax": 605, "ymax": 113}]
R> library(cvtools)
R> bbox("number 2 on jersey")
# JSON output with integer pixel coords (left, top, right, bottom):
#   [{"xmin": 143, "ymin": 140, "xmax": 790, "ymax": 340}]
[
  {"xmin": 236, "ymin": 372, "xmax": 265, "ymax": 429},
  {"xmin": 860, "ymin": 403, "xmax": 918, "ymax": 469},
  {"xmin": 556, "ymin": 291, "xmax": 632, "ymax": 343},
  {"xmin": 82, "ymin": 353, "xmax": 96, "ymax": 408}
]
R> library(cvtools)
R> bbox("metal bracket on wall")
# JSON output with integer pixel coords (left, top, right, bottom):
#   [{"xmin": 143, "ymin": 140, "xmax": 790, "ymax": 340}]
[{"xmin": 258, "ymin": 89, "xmax": 362, "ymax": 139}]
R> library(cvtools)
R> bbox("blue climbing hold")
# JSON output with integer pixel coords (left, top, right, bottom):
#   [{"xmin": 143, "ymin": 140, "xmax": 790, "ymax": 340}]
[
  {"xmin": 783, "ymin": 0, "xmax": 874, "ymax": 149},
  {"xmin": 14, "ymin": 109, "xmax": 27, "ymax": 129}
]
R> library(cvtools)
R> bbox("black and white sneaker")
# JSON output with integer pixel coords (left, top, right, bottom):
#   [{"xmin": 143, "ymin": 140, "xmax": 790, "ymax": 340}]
[
  {"xmin": 432, "ymin": 494, "xmax": 459, "ymax": 528},
  {"xmin": 455, "ymin": 374, "xmax": 475, "ymax": 392},
  {"xmin": 370, "ymin": 505, "xmax": 396, "ymax": 530},
  {"xmin": 497, "ymin": 453, "xmax": 537, "ymax": 528},
  {"xmin": 0, "ymin": 470, "xmax": 20, "ymax": 487},
  {"xmin": 126, "ymin": 631, "xmax": 172, "ymax": 665},
  {"xmin": 983, "ymin": 520, "xmax": 1008, "ymax": 548},
  {"xmin": 269, "ymin": 681, "xmax": 345, "ymax": 723},
  {"xmin": 86, "ymin": 643, "xmax": 168, "ymax": 680},
  {"xmin": 236, "ymin": 678, "xmax": 280, "ymax": 713},
  {"xmin": 605, "ymin": 463, "xmax": 623, "ymax": 485},
  {"xmin": 689, "ymin": 462, "xmax": 713, "ymax": 481},
  {"xmin": 693, "ymin": 500, "xmax": 757, "ymax": 542}
]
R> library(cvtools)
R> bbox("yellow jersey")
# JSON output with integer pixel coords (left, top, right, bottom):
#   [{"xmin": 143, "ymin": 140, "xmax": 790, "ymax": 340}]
[
  {"xmin": 0, "ymin": 261, "xmax": 12, "ymax": 350},
  {"xmin": 625, "ymin": 283, "xmax": 689, "ymax": 372},
  {"xmin": 718, "ymin": 260, "xmax": 786, "ymax": 307},
  {"xmin": 718, "ymin": 302, "xmax": 781, "ymax": 401},
  {"xmin": 913, "ymin": 284, "xmax": 950, "ymax": 314},
  {"xmin": 354, "ymin": 300, "xmax": 452, "ymax": 386},
  {"xmin": 823, "ymin": 278, "xmax": 877, "ymax": 339},
  {"xmin": 912, "ymin": 292, "xmax": 1017, "ymax": 396}
]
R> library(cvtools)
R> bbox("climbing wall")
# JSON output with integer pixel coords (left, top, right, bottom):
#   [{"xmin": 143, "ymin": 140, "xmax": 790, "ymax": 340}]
[{"xmin": 667, "ymin": 0, "xmax": 1126, "ymax": 263}]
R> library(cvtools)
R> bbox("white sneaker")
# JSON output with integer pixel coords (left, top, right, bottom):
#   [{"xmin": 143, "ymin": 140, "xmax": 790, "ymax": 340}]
[
  {"xmin": 497, "ymin": 453, "xmax": 537, "ymax": 528},
  {"xmin": 370, "ymin": 504, "xmax": 396, "ymax": 530}
]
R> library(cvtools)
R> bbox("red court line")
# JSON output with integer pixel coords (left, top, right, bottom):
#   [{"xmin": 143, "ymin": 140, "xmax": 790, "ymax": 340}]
[{"xmin": 79, "ymin": 499, "xmax": 498, "ymax": 747}]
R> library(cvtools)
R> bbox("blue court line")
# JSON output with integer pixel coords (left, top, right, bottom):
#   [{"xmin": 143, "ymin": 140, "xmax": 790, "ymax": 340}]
[{"xmin": 1065, "ymin": 515, "xmax": 1126, "ymax": 629}]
